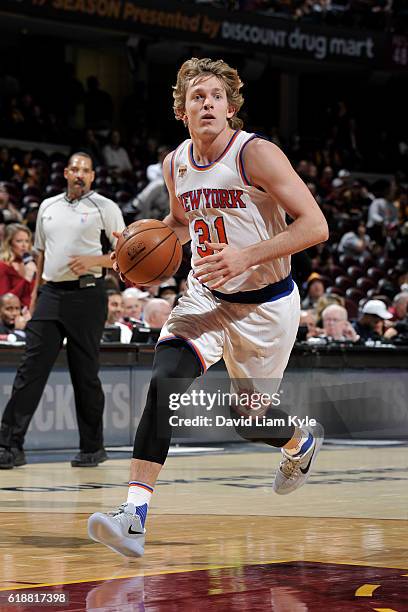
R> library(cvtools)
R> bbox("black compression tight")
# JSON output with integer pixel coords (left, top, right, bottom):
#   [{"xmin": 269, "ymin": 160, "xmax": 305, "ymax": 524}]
[
  {"xmin": 132, "ymin": 341, "xmax": 294, "ymax": 465},
  {"xmin": 133, "ymin": 341, "xmax": 201, "ymax": 464}
]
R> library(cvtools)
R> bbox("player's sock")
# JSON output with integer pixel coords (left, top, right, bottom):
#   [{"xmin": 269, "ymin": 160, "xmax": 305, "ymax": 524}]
[
  {"xmin": 283, "ymin": 429, "xmax": 314, "ymax": 458},
  {"xmin": 127, "ymin": 481, "xmax": 153, "ymax": 528}
]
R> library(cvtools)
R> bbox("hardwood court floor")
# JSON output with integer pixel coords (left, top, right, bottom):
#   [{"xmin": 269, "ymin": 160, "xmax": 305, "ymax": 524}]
[{"xmin": 0, "ymin": 445, "xmax": 407, "ymax": 610}]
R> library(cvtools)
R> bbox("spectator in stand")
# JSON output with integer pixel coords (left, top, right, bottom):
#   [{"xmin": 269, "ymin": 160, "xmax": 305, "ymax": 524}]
[
  {"xmin": 0, "ymin": 186, "xmax": 23, "ymax": 223},
  {"xmin": 132, "ymin": 178, "xmax": 169, "ymax": 220},
  {"xmin": 81, "ymin": 129, "xmax": 103, "ymax": 166},
  {"xmin": 122, "ymin": 287, "xmax": 149, "ymax": 324},
  {"xmin": 321, "ymin": 304, "xmax": 359, "ymax": 342},
  {"xmin": 142, "ymin": 298, "xmax": 171, "ymax": 329},
  {"xmin": 0, "ymin": 148, "xmax": 13, "ymax": 181},
  {"xmin": 6, "ymin": 97, "xmax": 25, "ymax": 139},
  {"xmin": 105, "ymin": 289, "xmax": 132, "ymax": 343},
  {"xmin": 146, "ymin": 146, "xmax": 172, "ymax": 183},
  {"xmin": 353, "ymin": 299, "xmax": 392, "ymax": 342},
  {"xmin": 84, "ymin": 76, "xmax": 113, "ymax": 130},
  {"xmin": 342, "ymin": 180, "xmax": 373, "ymax": 215},
  {"xmin": 0, "ymin": 210, "xmax": 4, "ymax": 243},
  {"xmin": 315, "ymin": 295, "xmax": 345, "ymax": 326},
  {"xmin": 301, "ymin": 273, "xmax": 325, "ymax": 309},
  {"xmin": 319, "ymin": 166, "xmax": 334, "ymax": 196},
  {"xmin": 103, "ymin": 130, "xmax": 132, "ymax": 174},
  {"xmin": 157, "ymin": 279, "xmax": 178, "ymax": 307},
  {"xmin": 299, "ymin": 309, "xmax": 323, "ymax": 340},
  {"xmin": 0, "ymin": 294, "xmax": 29, "ymax": 341},
  {"xmin": 23, "ymin": 202, "xmax": 39, "ymax": 235},
  {"xmin": 388, "ymin": 292, "xmax": 408, "ymax": 322},
  {"xmin": 0, "ymin": 224, "xmax": 37, "ymax": 309},
  {"xmin": 367, "ymin": 180, "xmax": 398, "ymax": 244},
  {"xmin": 337, "ymin": 219, "xmax": 371, "ymax": 255}
]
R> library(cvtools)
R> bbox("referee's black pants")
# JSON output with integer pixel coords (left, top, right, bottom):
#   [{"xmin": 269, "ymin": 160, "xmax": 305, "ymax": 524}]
[{"xmin": 0, "ymin": 280, "xmax": 107, "ymax": 452}]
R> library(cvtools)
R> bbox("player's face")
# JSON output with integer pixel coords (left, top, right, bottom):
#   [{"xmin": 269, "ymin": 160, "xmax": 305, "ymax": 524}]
[
  {"xmin": 64, "ymin": 155, "xmax": 95, "ymax": 199},
  {"xmin": 183, "ymin": 75, "xmax": 235, "ymax": 137}
]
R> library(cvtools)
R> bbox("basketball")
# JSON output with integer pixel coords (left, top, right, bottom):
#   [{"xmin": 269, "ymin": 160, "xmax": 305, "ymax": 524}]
[{"xmin": 115, "ymin": 219, "xmax": 183, "ymax": 286}]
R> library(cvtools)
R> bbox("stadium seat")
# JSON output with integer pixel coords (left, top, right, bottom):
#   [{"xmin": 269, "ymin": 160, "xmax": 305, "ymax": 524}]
[
  {"xmin": 377, "ymin": 278, "xmax": 397, "ymax": 298},
  {"xmin": 356, "ymin": 277, "xmax": 376, "ymax": 292},
  {"xmin": 367, "ymin": 267, "xmax": 384, "ymax": 282},
  {"xmin": 95, "ymin": 177, "xmax": 108, "ymax": 190},
  {"xmin": 22, "ymin": 195, "xmax": 40, "ymax": 206},
  {"xmin": 366, "ymin": 288, "xmax": 378, "ymax": 299},
  {"xmin": 377, "ymin": 256, "xmax": 395, "ymax": 270},
  {"xmin": 335, "ymin": 276, "xmax": 354, "ymax": 291},
  {"xmin": 347, "ymin": 266, "xmax": 364, "ymax": 280},
  {"xmin": 323, "ymin": 264, "xmax": 344, "ymax": 279},
  {"xmin": 95, "ymin": 166, "xmax": 109, "ymax": 178},
  {"xmin": 45, "ymin": 185, "xmax": 60, "ymax": 197},
  {"xmin": 22, "ymin": 185, "xmax": 41, "ymax": 198},
  {"xmin": 344, "ymin": 298, "xmax": 358, "ymax": 320},
  {"xmin": 339, "ymin": 254, "xmax": 358, "ymax": 268},
  {"xmin": 358, "ymin": 253, "xmax": 374, "ymax": 270},
  {"xmin": 50, "ymin": 173, "xmax": 65, "ymax": 187},
  {"xmin": 326, "ymin": 286, "xmax": 344, "ymax": 296},
  {"xmin": 346, "ymin": 288, "xmax": 365, "ymax": 303},
  {"xmin": 51, "ymin": 161, "xmax": 65, "ymax": 173}
]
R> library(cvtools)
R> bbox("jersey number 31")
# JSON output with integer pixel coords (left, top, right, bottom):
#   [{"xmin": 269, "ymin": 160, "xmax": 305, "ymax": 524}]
[{"xmin": 194, "ymin": 217, "xmax": 228, "ymax": 257}]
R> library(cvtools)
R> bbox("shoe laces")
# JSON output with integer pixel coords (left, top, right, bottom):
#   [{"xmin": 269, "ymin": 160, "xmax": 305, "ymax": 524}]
[
  {"xmin": 109, "ymin": 503, "xmax": 130, "ymax": 517},
  {"xmin": 279, "ymin": 454, "xmax": 302, "ymax": 479}
]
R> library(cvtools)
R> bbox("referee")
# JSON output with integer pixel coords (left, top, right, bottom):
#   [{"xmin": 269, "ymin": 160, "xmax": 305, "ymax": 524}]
[{"xmin": 0, "ymin": 152, "xmax": 125, "ymax": 468}]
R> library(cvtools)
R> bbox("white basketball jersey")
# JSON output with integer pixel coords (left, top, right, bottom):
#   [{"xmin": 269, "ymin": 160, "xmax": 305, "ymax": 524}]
[{"xmin": 171, "ymin": 129, "xmax": 291, "ymax": 293}]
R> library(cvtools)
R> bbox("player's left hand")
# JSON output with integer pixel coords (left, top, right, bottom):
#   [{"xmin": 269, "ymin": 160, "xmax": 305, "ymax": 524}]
[
  {"xmin": 193, "ymin": 242, "xmax": 250, "ymax": 289},
  {"xmin": 69, "ymin": 255, "xmax": 94, "ymax": 276}
]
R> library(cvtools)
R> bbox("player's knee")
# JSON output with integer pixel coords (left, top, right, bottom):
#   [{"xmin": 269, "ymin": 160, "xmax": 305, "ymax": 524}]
[{"xmin": 153, "ymin": 341, "xmax": 200, "ymax": 380}]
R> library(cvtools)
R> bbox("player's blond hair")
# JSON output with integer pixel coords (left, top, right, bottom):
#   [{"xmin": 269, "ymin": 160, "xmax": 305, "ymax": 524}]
[{"xmin": 173, "ymin": 58, "xmax": 244, "ymax": 130}]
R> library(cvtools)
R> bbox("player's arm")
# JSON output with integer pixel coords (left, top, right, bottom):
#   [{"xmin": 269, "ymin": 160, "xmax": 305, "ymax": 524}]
[
  {"xmin": 194, "ymin": 140, "xmax": 328, "ymax": 288},
  {"xmin": 162, "ymin": 153, "xmax": 190, "ymax": 245}
]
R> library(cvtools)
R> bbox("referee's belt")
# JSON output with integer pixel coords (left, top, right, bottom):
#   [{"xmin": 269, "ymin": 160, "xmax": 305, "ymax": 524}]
[
  {"xmin": 46, "ymin": 276, "xmax": 103, "ymax": 290},
  {"xmin": 208, "ymin": 274, "xmax": 294, "ymax": 304}
]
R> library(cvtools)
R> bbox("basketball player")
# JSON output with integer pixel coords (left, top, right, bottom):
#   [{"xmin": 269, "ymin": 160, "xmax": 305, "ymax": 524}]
[{"xmin": 88, "ymin": 58, "xmax": 329, "ymax": 557}]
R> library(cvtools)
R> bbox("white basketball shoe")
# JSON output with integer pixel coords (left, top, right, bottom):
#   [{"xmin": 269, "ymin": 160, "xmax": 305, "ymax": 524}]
[
  {"xmin": 88, "ymin": 502, "xmax": 145, "ymax": 557},
  {"xmin": 273, "ymin": 423, "xmax": 324, "ymax": 495}
]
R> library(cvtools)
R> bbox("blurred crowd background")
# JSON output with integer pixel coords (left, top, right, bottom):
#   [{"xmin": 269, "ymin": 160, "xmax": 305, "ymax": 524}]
[{"xmin": 0, "ymin": 0, "xmax": 407, "ymax": 348}]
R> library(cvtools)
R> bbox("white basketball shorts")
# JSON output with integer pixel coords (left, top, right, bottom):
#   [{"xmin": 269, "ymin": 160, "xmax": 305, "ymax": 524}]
[{"xmin": 158, "ymin": 273, "xmax": 300, "ymax": 383}]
